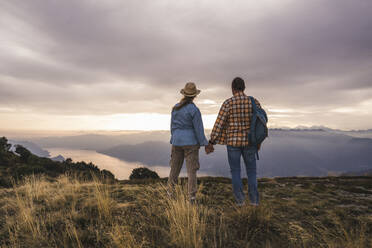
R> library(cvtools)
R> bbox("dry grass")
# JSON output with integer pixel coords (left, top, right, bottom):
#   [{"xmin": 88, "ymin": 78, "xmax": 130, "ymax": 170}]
[
  {"xmin": 159, "ymin": 184, "xmax": 208, "ymax": 248},
  {"xmin": 109, "ymin": 224, "xmax": 143, "ymax": 248},
  {"xmin": 91, "ymin": 174, "xmax": 115, "ymax": 221},
  {"xmin": 314, "ymin": 215, "xmax": 370, "ymax": 248},
  {"xmin": 0, "ymin": 175, "xmax": 141, "ymax": 247},
  {"xmin": 0, "ymin": 175, "xmax": 371, "ymax": 247}
]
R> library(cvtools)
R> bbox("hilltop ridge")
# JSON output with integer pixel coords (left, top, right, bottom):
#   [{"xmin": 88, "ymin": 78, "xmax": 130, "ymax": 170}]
[{"xmin": 0, "ymin": 174, "xmax": 371, "ymax": 247}]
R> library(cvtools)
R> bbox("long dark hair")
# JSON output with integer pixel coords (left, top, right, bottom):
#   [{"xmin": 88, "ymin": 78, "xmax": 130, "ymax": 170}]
[{"xmin": 172, "ymin": 96, "xmax": 195, "ymax": 111}]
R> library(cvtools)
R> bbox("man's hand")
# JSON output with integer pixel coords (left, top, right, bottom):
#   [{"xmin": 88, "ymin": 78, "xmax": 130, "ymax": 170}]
[
  {"xmin": 257, "ymin": 143, "xmax": 261, "ymax": 151},
  {"xmin": 205, "ymin": 144, "xmax": 214, "ymax": 154}
]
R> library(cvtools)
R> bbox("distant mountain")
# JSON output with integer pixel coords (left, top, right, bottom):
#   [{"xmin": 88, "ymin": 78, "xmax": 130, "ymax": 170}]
[
  {"xmin": 31, "ymin": 131, "xmax": 170, "ymax": 150},
  {"xmin": 256, "ymin": 131, "xmax": 372, "ymax": 177},
  {"xmin": 16, "ymin": 129, "xmax": 372, "ymax": 178},
  {"xmin": 273, "ymin": 127, "xmax": 372, "ymax": 138},
  {"xmin": 339, "ymin": 130, "xmax": 372, "ymax": 138},
  {"xmin": 51, "ymin": 155, "xmax": 65, "ymax": 162},
  {"xmin": 341, "ymin": 169, "xmax": 372, "ymax": 176},
  {"xmin": 9, "ymin": 140, "xmax": 50, "ymax": 157},
  {"xmin": 28, "ymin": 128, "xmax": 372, "ymax": 151},
  {"xmin": 98, "ymin": 141, "xmax": 170, "ymax": 166},
  {"xmin": 98, "ymin": 130, "xmax": 372, "ymax": 178},
  {"xmin": 8, "ymin": 140, "xmax": 66, "ymax": 163}
]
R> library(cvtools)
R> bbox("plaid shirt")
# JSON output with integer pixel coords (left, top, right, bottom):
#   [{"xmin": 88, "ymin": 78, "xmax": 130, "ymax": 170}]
[{"xmin": 210, "ymin": 91, "xmax": 262, "ymax": 147}]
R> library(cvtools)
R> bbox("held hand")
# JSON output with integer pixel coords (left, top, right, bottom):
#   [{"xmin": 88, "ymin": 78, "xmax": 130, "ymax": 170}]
[
  {"xmin": 204, "ymin": 145, "xmax": 209, "ymax": 154},
  {"xmin": 205, "ymin": 144, "xmax": 214, "ymax": 154},
  {"xmin": 209, "ymin": 146, "xmax": 215, "ymax": 154},
  {"xmin": 257, "ymin": 143, "xmax": 261, "ymax": 151},
  {"xmin": 205, "ymin": 146, "xmax": 212, "ymax": 154}
]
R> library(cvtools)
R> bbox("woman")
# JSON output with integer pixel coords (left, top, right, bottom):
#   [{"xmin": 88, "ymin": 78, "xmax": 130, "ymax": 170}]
[{"xmin": 168, "ymin": 82, "xmax": 209, "ymax": 203}]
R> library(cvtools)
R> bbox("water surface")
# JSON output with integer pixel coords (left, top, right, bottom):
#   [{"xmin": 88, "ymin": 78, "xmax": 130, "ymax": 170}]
[{"xmin": 48, "ymin": 148, "xmax": 171, "ymax": 180}]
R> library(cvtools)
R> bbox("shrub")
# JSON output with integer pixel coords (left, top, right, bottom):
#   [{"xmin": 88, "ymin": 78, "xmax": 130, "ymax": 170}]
[
  {"xmin": 129, "ymin": 167, "xmax": 159, "ymax": 180},
  {"xmin": 0, "ymin": 137, "xmax": 11, "ymax": 152},
  {"xmin": 15, "ymin": 145, "xmax": 32, "ymax": 163}
]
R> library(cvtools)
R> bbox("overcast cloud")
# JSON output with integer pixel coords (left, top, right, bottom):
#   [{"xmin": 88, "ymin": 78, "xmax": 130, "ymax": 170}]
[{"xmin": 1, "ymin": 0, "xmax": 372, "ymax": 129}]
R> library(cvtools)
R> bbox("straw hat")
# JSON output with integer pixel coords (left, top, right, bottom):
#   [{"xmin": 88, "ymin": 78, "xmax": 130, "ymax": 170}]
[{"xmin": 180, "ymin": 82, "xmax": 201, "ymax": 97}]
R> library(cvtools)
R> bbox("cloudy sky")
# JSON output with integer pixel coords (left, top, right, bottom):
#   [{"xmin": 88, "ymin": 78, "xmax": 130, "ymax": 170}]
[{"xmin": 1, "ymin": 0, "xmax": 371, "ymax": 131}]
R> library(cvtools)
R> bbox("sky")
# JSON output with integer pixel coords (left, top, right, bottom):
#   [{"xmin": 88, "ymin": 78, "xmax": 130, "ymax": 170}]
[{"xmin": 1, "ymin": 0, "xmax": 372, "ymax": 131}]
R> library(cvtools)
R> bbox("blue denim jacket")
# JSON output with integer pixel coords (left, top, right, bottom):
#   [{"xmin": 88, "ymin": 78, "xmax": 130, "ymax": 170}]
[{"xmin": 170, "ymin": 103, "xmax": 209, "ymax": 146}]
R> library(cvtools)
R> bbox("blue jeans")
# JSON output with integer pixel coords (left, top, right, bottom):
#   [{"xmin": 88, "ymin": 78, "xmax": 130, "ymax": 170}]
[{"xmin": 227, "ymin": 145, "xmax": 259, "ymax": 205}]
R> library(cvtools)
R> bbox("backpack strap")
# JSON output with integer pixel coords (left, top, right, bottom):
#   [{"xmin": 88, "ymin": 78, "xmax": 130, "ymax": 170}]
[
  {"xmin": 249, "ymin": 96, "xmax": 258, "ymax": 111},
  {"xmin": 249, "ymin": 96, "xmax": 260, "ymax": 160}
]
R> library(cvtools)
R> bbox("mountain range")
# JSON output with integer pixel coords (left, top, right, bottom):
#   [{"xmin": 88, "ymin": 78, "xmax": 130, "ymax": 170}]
[
  {"xmin": 16, "ymin": 128, "xmax": 372, "ymax": 178},
  {"xmin": 97, "ymin": 130, "xmax": 372, "ymax": 177},
  {"xmin": 8, "ymin": 140, "xmax": 65, "ymax": 162}
]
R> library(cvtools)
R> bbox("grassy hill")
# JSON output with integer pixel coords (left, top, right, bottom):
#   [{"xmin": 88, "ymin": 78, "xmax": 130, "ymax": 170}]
[
  {"xmin": 0, "ymin": 175, "xmax": 371, "ymax": 248},
  {"xmin": 0, "ymin": 137, "xmax": 115, "ymax": 187},
  {"xmin": 1, "ymin": 136, "xmax": 371, "ymax": 247}
]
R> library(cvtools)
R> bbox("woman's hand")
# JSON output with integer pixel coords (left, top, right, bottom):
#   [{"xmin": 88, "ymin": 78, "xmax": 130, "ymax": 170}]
[{"xmin": 205, "ymin": 144, "xmax": 214, "ymax": 154}]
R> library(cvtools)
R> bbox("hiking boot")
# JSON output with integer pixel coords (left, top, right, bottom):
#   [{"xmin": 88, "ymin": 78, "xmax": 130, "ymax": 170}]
[
  {"xmin": 190, "ymin": 197, "xmax": 196, "ymax": 205},
  {"xmin": 236, "ymin": 202, "xmax": 246, "ymax": 207}
]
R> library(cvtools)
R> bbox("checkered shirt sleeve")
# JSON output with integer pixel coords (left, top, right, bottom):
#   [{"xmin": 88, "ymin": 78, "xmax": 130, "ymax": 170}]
[{"xmin": 210, "ymin": 100, "xmax": 229, "ymax": 145}]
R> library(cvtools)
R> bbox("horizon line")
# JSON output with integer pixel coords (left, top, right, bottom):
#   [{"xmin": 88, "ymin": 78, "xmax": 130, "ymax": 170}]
[{"xmin": 1, "ymin": 127, "xmax": 372, "ymax": 133}]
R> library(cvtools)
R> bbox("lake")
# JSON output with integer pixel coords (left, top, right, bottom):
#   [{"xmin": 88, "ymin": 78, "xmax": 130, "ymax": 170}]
[{"xmin": 47, "ymin": 148, "xmax": 172, "ymax": 180}]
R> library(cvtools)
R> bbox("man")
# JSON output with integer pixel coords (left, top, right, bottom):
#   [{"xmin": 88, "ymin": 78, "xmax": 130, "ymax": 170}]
[{"xmin": 206, "ymin": 77, "xmax": 264, "ymax": 206}]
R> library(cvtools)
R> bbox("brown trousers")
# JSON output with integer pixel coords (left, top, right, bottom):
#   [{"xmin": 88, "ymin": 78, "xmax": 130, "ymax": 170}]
[{"xmin": 168, "ymin": 145, "xmax": 200, "ymax": 199}]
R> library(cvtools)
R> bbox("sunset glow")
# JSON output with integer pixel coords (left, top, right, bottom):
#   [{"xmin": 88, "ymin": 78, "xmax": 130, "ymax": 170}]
[{"xmin": 0, "ymin": 0, "xmax": 371, "ymax": 131}]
